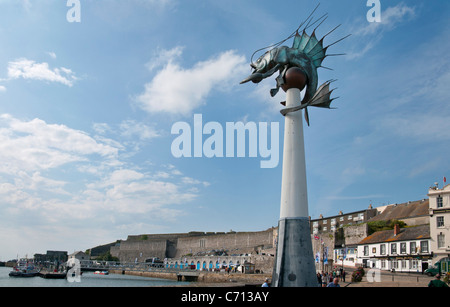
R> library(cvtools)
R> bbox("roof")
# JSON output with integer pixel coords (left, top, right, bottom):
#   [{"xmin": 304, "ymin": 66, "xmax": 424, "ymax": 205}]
[
  {"xmin": 368, "ymin": 199, "xmax": 429, "ymax": 222},
  {"xmin": 69, "ymin": 251, "xmax": 88, "ymax": 256},
  {"xmin": 358, "ymin": 225, "xmax": 430, "ymax": 245}
]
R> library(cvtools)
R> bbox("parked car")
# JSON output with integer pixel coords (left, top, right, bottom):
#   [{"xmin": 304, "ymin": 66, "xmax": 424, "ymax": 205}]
[{"xmin": 425, "ymin": 258, "xmax": 450, "ymax": 276}]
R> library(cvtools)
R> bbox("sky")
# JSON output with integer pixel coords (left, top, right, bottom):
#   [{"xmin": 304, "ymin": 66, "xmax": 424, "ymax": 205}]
[{"xmin": 0, "ymin": 0, "xmax": 449, "ymax": 261}]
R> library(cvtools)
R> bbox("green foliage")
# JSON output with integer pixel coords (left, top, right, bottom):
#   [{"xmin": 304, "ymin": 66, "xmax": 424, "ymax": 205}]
[
  {"xmin": 367, "ymin": 220, "xmax": 406, "ymax": 235},
  {"xmin": 97, "ymin": 251, "xmax": 119, "ymax": 262}
]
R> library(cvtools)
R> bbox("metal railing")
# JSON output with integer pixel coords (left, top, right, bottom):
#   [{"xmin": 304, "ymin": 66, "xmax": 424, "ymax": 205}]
[{"xmin": 73, "ymin": 260, "xmax": 194, "ymax": 273}]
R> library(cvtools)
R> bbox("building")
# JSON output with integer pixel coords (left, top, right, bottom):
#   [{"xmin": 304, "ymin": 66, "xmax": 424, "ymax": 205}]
[
  {"xmin": 310, "ymin": 205, "xmax": 378, "ymax": 235},
  {"xmin": 69, "ymin": 251, "xmax": 90, "ymax": 262},
  {"xmin": 366, "ymin": 199, "xmax": 429, "ymax": 226},
  {"xmin": 428, "ymin": 184, "xmax": 450, "ymax": 265},
  {"xmin": 310, "ymin": 205, "xmax": 377, "ymax": 271},
  {"xmin": 34, "ymin": 251, "xmax": 68, "ymax": 263},
  {"xmin": 357, "ymin": 224, "xmax": 431, "ymax": 272}
]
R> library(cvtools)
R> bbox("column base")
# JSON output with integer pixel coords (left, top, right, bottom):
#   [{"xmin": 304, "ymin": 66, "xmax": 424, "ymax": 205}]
[{"xmin": 272, "ymin": 217, "xmax": 317, "ymax": 287}]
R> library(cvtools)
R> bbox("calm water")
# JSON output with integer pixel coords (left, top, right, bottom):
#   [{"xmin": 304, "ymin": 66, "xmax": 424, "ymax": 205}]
[{"xmin": 0, "ymin": 267, "xmax": 189, "ymax": 287}]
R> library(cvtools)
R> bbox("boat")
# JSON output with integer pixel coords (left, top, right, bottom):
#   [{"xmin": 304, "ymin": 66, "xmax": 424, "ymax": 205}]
[
  {"xmin": 9, "ymin": 259, "xmax": 39, "ymax": 277},
  {"xmin": 94, "ymin": 270, "xmax": 109, "ymax": 275},
  {"xmin": 38, "ymin": 270, "xmax": 67, "ymax": 279}
]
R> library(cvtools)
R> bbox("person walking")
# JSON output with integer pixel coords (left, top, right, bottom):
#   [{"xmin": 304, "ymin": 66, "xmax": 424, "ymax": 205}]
[
  {"xmin": 327, "ymin": 277, "xmax": 340, "ymax": 287},
  {"xmin": 428, "ymin": 274, "xmax": 448, "ymax": 287},
  {"xmin": 321, "ymin": 272, "xmax": 328, "ymax": 287}
]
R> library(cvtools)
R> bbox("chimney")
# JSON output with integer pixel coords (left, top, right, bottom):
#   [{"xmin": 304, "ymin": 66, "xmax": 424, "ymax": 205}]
[{"xmin": 394, "ymin": 224, "xmax": 400, "ymax": 236}]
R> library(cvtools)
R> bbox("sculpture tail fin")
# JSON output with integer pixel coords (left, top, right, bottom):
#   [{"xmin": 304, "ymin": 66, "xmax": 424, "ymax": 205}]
[{"xmin": 308, "ymin": 80, "xmax": 338, "ymax": 109}]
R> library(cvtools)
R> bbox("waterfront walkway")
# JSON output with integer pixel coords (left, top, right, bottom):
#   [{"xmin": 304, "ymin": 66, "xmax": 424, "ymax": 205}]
[
  {"xmin": 345, "ymin": 270, "xmax": 435, "ymax": 287},
  {"xmin": 330, "ymin": 267, "xmax": 435, "ymax": 287}
]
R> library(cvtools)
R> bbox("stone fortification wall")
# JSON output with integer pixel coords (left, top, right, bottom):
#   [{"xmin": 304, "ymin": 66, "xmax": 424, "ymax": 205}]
[
  {"xmin": 175, "ymin": 228, "xmax": 275, "ymax": 258},
  {"xmin": 344, "ymin": 223, "xmax": 369, "ymax": 246},
  {"xmin": 111, "ymin": 228, "xmax": 276, "ymax": 265},
  {"xmin": 114, "ymin": 239, "xmax": 169, "ymax": 262},
  {"xmin": 126, "ymin": 233, "xmax": 190, "ymax": 241}
]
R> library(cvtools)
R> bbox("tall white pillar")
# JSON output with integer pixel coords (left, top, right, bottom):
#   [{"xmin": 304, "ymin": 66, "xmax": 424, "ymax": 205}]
[
  {"xmin": 272, "ymin": 68, "xmax": 317, "ymax": 287},
  {"xmin": 279, "ymin": 87, "xmax": 309, "ymax": 219}
]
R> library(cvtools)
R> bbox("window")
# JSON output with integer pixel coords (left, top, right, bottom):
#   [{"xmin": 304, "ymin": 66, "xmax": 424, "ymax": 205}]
[
  {"xmin": 380, "ymin": 244, "xmax": 386, "ymax": 255},
  {"xmin": 438, "ymin": 234, "xmax": 445, "ymax": 249},
  {"xmin": 364, "ymin": 246, "xmax": 369, "ymax": 256},
  {"xmin": 400, "ymin": 243, "xmax": 406, "ymax": 254},
  {"xmin": 348, "ymin": 215, "xmax": 352, "ymax": 220},
  {"xmin": 331, "ymin": 218, "xmax": 336, "ymax": 225},
  {"xmin": 358, "ymin": 213, "xmax": 364, "ymax": 221},
  {"xmin": 392, "ymin": 260, "xmax": 398, "ymax": 269},
  {"xmin": 340, "ymin": 216, "xmax": 344, "ymax": 222},
  {"xmin": 401, "ymin": 260, "xmax": 407, "ymax": 269},
  {"xmin": 410, "ymin": 242, "xmax": 416, "ymax": 254},
  {"xmin": 437, "ymin": 196, "xmax": 443, "ymax": 208},
  {"xmin": 381, "ymin": 259, "xmax": 386, "ymax": 268},
  {"xmin": 437, "ymin": 216, "xmax": 445, "ymax": 227},
  {"xmin": 323, "ymin": 219, "xmax": 327, "ymax": 224},
  {"xmin": 420, "ymin": 241, "xmax": 429, "ymax": 253},
  {"xmin": 391, "ymin": 243, "xmax": 397, "ymax": 254}
]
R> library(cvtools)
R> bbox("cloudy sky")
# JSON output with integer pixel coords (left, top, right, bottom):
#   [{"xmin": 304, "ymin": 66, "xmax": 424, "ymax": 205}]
[{"xmin": 0, "ymin": 0, "xmax": 449, "ymax": 260}]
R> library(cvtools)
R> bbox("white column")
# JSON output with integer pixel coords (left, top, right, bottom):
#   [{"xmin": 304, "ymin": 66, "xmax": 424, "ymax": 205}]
[{"xmin": 279, "ymin": 88, "xmax": 308, "ymax": 219}]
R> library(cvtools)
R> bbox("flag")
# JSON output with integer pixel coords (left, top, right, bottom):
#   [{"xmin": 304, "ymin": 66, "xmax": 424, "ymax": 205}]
[
  {"xmin": 444, "ymin": 177, "xmax": 447, "ymax": 184},
  {"xmin": 315, "ymin": 252, "xmax": 320, "ymax": 263}
]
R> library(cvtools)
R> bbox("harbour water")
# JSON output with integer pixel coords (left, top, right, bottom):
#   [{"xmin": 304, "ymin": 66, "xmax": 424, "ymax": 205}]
[{"xmin": 0, "ymin": 267, "xmax": 189, "ymax": 287}]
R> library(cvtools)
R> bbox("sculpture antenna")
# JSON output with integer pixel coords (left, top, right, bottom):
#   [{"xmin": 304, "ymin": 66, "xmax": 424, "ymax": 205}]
[
  {"xmin": 241, "ymin": 3, "xmax": 350, "ymax": 126},
  {"xmin": 250, "ymin": 3, "xmax": 322, "ymax": 64}
]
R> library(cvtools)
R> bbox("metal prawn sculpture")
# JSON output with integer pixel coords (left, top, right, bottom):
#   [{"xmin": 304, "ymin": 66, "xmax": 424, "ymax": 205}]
[{"xmin": 240, "ymin": 5, "xmax": 350, "ymax": 126}]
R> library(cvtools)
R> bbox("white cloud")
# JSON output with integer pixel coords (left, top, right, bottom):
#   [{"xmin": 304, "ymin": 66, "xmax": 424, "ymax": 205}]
[
  {"xmin": 7, "ymin": 58, "xmax": 78, "ymax": 87},
  {"xmin": 347, "ymin": 3, "xmax": 416, "ymax": 59},
  {"xmin": 0, "ymin": 85, "xmax": 6, "ymax": 92},
  {"xmin": 146, "ymin": 46, "xmax": 184, "ymax": 72},
  {"xmin": 0, "ymin": 114, "xmax": 208, "ymax": 255},
  {"xmin": 136, "ymin": 48, "xmax": 247, "ymax": 116},
  {"xmin": 355, "ymin": 3, "xmax": 416, "ymax": 36},
  {"xmin": 119, "ymin": 119, "xmax": 160, "ymax": 140},
  {"xmin": 47, "ymin": 51, "xmax": 57, "ymax": 59},
  {"xmin": 0, "ymin": 114, "xmax": 118, "ymax": 174}
]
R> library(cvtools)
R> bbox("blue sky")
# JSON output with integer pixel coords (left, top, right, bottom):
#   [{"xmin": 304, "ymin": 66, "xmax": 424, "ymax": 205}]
[{"xmin": 0, "ymin": 0, "xmax": 449, "ymax": 260}]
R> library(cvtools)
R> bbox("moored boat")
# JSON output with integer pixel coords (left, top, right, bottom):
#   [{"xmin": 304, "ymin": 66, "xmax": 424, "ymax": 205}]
[
  {"xmin": 8, "ymin": 259, "xmax": 39, "ymax": 277},
  {"xmin": 38, "ymin": 270, "xmax": 67, "ymax": 279}
]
